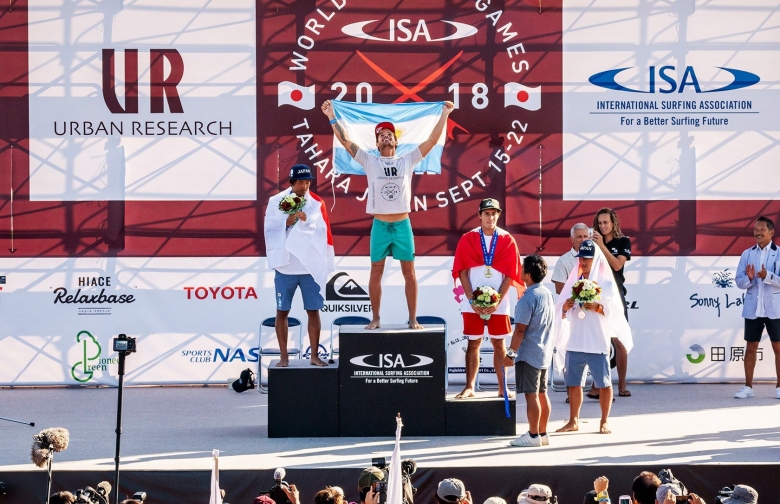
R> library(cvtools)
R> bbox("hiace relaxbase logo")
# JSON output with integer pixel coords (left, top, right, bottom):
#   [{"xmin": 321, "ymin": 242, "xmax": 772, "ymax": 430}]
[
  {"xmin": 71, "ymin": 330, "xmax": 118, "ymax": 382},
  {"xmin": 53, "ymin": 275, "xmax": 136, "ymax": 316}
]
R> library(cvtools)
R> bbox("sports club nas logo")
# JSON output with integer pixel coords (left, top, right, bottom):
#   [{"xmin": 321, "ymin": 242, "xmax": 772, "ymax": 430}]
[{"xmin": 589, "ymin": 66, "xmax": 760, "ymax": 94}]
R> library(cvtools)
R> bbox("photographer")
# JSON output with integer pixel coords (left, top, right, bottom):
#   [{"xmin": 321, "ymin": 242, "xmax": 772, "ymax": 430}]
[
  {"xmin": 50, "ymin": 492, "xmax": 76, "ymax": 504},
  {"xmin": 436, "ymin": 478, "xmax": 473, "ymax": 504},
  {"xmin": 719, "ymin": 485, "xmax": 757, "ymax": 504},
  {"xmin": 358, "ymin": 467, "xmax": 385, "ymax": 504},
  {"xmin": 254, "ymin": 485, "xmax": 300, "ymax": 504}
]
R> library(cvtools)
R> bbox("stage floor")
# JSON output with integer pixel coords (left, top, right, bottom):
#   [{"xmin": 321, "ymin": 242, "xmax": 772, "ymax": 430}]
[{"xmin": 1, "ymin": 383, "xmax": 779, "ymax": 472}]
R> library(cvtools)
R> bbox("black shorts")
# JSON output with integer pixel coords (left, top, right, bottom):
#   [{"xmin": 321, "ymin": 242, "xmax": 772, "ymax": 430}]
[
  {"xmin": 744, "ymin": 317, "xmax": 780, "ymax": 343},
  {"xmin": 515, "ymin": 361, "xmax": 548, "ymax": 394}
]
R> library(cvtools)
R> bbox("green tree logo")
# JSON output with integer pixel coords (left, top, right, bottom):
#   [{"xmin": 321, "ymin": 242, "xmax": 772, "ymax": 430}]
[{"xmin": 71, "ymin": 330, "xmax": 102, "ymax": 382}]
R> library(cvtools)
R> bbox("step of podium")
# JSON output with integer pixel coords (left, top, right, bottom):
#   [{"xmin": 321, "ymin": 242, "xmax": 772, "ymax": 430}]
[
  {"xmin": 445, "ymin": 392, "xmax": 516, "ymax": 436},
  {"xmin": 268, "ymin": 359, "xmax": 339, "ymax": 438}
]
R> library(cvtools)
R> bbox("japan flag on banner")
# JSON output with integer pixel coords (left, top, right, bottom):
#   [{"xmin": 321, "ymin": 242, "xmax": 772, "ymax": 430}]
[
  {"xmin": 504, "ymin": 83, "xmax": 541, "ymax": 111},
  {"xmin": 278, "ymin": 81, "xmax": 315, "ymax": 110}
]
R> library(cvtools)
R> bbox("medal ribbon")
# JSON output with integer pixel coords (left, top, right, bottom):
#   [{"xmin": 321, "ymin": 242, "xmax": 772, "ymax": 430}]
[{"xmin": 479, "ymin": 228, "xmax": 498, "ymax": 269}]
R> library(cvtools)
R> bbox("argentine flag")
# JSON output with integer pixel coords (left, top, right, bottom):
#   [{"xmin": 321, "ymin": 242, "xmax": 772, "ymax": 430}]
[{"xmin": 331, "ymin": 101, "xmax": 446, "ymax": 175}]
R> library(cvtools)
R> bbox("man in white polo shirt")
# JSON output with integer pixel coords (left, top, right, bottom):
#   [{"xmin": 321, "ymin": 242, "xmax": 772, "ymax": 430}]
[{"xmin": 321, "ymin": 99, "xmax": 454, "ymax": 330}]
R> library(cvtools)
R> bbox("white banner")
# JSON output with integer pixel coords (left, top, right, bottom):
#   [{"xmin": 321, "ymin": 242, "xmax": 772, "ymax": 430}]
[
  {"xmin": 0, "ymin": 256, "xmax": 776, "ymax": 386},
  {"xmin": 562, "ymin": 0, "xmax": 780, "ymax": 201},
  {"xmin": 28, "ymin": 0, "xmax": 257, "ymax": 201}
]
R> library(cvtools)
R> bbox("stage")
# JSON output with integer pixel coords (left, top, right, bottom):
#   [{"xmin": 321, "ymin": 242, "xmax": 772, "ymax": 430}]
[{"xmin": 1, "ymin": 383, "xmax": 779, "ymax": 503}]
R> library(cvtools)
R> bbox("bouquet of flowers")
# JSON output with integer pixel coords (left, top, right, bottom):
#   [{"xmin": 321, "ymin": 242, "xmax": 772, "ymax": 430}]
[
  {"xmin": 279, "ymin": 194, "xmax": 306, "ymax": 223},
  {"xmin": 570, "ymin": 279, "xmax": 602, "ymax": 317},
  {"xmin": 472, "ymin": 285, "xmax": 500, "ymax": 320}
]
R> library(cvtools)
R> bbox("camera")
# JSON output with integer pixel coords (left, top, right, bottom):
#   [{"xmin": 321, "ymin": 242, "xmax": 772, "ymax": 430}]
[
  {"xmin": 714, "ymin": 487, "xmax": 734, "ymax": 504},
  {"xmin": 658, "ymin": 469, "xmax": 688, "ymax": 496},
  {"xmin": 675, "ymin": 497, "xmax": 690, "ymax": 504},
  {"xmin": 133, "ymin": 492, "xmax": 148, "ymax": 503},
  {"xmin": 258, "ymin": 467, "xmax": 292, "ymax": 504},
  {"xmin": 71, "ymin": 482, "xmax": 112, "ymax": 504},
  {"xmin": 369, "ymin": 458, "xmax": 417, "ymax": 504},
  {"xmin": 113, "ymin": 334, "xmax": 137, "ymax": 353}
]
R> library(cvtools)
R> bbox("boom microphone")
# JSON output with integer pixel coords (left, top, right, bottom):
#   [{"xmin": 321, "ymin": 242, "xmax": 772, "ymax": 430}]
[
  {"xmin": 97, "ymin": 481, "xmax": 112, "ymax": 498},
  {"xmin": 30, "ymin": 427, "xmax": 69, "ymax": 468}
]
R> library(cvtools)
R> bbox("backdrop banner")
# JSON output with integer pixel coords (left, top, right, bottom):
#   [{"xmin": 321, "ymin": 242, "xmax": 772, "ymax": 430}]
[{"xmin": 0, "ymin": 256, "xmax": 775, "ymax": 386}]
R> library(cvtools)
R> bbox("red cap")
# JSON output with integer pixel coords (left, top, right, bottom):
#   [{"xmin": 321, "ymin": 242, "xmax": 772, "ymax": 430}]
[
  {"xmin": 254, "ymin": 496, "xmax": 275, "ymax": 504},
  {"xmin": 375, "ymin": 122, "xmax": 396, "ymax": 137}
]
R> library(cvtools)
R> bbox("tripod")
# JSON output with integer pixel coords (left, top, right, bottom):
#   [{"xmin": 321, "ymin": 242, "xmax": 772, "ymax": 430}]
[{"xmin": 113, "ymin": 348, "xmax": 128, "ymax": 504}]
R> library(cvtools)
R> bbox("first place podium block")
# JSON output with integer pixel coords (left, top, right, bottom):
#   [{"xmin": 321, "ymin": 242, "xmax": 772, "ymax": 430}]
[
  {"xmin": 268, "ymin": 359, "xmax": 339, "ymax": 438},
  {"xmin": 338, "ymin": 324, "xmax": 446, "ymax": 437}
]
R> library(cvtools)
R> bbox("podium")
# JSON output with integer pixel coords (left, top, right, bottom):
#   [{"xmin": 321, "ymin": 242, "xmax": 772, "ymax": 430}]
[
  {"xmin": 338, "ymin": 324, "xmax": 446, "ymax": 437},
  {"xmin": 266, "ymin": 323, "xmax": 516, "ymax": 437}
]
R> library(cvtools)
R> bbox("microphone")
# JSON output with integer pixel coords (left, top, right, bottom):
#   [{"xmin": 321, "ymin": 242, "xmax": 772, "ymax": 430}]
[
  {"xmin": 97, "ymin": 481, "xmax": 112, "ymax": 500},
  {"xmin": 274, "ymin": 467, "xmax": 286, "ymax": 482},
  {"xmin": 30, "ymin": 427, "xmax": 70, "ymax": 468}
]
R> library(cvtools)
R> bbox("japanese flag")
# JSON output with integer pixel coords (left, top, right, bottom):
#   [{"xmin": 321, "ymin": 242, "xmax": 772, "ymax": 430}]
[
  {"xmin": 504, "ymin": 83, "xmax": 541, "ymax": 110},
  {"xmin": 278, "ymin": 81, "xmax": 315, "ymax": 110}
]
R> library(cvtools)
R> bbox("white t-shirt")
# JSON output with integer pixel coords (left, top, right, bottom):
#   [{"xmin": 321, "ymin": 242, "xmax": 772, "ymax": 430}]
[
  {"xmin": 756, "ymin": 244, "xmax": 770, "ymax": 317},
  {"xmin": 565, "ymin": 304, "xmax": 611, "ymax": 354},
  {"xmin": 552, "ymin": 249, "xmax": 577, "ymax": 284},
  {"xmin": 460, "ymin": 265, "xmax": 511, "ymax": 316},
  {"xmin": 274, "ymin": 225, "xmax": 309, "ymax": 275},
  {"xmin": 355, "ymin": 147, "xmax": 423, "ymax": 214}
]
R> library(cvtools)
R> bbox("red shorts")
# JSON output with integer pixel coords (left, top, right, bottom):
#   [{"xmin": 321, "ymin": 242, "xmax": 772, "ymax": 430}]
[{"xmin": 462, "ymin": 313, "xmax": 512, "ymax": 339}]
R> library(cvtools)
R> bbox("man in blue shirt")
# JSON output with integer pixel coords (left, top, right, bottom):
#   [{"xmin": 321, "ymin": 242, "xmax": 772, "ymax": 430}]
[{"xmin": 505, "ymin": 255, "xmax": 555, "ymax": 447}]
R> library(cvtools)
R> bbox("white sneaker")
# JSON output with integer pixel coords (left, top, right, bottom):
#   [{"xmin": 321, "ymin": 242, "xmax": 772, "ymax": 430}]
[
  {"xmin": 734, "ymin": 385, "xmax": 754, "ymax": 399},
  {"xmin": 541, "ymin": 434, "xmax": 550, "ymax": 446},
  {"xmin": 775, "ymin": 387, "xmax": 780, "ymax": 399},
  {"xmin": 510, "ymin": 431, "xmax": 542, "ymax": 447}
]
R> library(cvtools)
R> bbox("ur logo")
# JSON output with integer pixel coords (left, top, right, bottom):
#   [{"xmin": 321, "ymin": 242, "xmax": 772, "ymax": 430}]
[
  {"xmin": 326, "ymin": 272, "xmax": 370, "ymax": 301},
  {"xmin": 102, "ymin": 49, "xmax": 184, "ymax": 113},
  {"xmin": 686, "ymin": 344, "xmax": 706, "ymax": 364},
  {"xmin": 71, "ymin": 330, "xmax": 102, "ymax": 382}
]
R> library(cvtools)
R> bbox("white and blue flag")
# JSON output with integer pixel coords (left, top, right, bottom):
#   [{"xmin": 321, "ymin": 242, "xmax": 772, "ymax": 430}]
[{"xmin": 331, "ymin": 101, "xmax": 446, "ymax": 175}]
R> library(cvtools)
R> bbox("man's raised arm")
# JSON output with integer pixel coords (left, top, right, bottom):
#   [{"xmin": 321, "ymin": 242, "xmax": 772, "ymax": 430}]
[
  {"xmin": 418, "ymin": 101, "xmax": 455, "ymax": 158},
  {"xmin": 322, "ymin": 100, "xmax": 360, "ymax": 159}
]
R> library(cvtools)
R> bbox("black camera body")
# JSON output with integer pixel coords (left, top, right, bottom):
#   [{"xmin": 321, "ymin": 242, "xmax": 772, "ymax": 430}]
[
  {"xmin": 258, "ymin": 480, "xmax": 292, "ymax": 504},
  {"xmin": 72, "ymin": 487, "xmax": 108, "ymax": 504},
  {"xmin": 113, "ymin": 334, "xmax": 137, "ymax": 353},
  {"xmin": 370, "ymin": 458, "xmax": 417, "ymax": 504},
  {"xmin": 714, "ymin": 487, "xmax": 734, "ymax": 504}
]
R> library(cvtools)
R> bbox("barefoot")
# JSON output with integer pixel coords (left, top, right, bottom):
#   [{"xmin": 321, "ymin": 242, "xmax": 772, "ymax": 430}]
[
  {"xmin": 499, "ymin": 390, "xmax": 515, "ymax": 399},
  {"xmin": 275, "ymin": 358, "xmax": 289, "ymax": 368},
  {"xmin": 556, "ymin": 420, "xmax": 579, "ymax": 433},
  {"xmin": 599, "ymin": 422, "xmax": 611, "ymax": 434},
  {"xmin": 409, "ymin": 320, "xmax": 423, "ymax": 330},
  {"xmin": 455, "ymin": 387, "xmax": 476, "ymax": 399},
  {"xmin": 366, "ymin": 319, "xmax": 381, "ymax": 330},
  {"xmin": 310, "ymin": 357, "xmax": 328, "ymax": 367}
]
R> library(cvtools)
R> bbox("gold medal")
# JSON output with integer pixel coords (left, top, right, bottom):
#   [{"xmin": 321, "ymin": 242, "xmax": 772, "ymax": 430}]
[{"xmin": 484, "ymin": 267, "xmax": 493, "ymax": 278}]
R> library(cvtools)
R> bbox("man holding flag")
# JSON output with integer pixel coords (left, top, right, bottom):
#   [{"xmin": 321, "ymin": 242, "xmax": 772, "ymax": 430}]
[
  {"xmin": 264, "ymin": 164, "xmax": 335, "ymax": 367},
  {"xmin": 452, "ymin": 198, "xmax": 523, "ymax": 399},
  {"xmin": 321, "ymin": 99, "xmax": 455, "ymax": 330}
]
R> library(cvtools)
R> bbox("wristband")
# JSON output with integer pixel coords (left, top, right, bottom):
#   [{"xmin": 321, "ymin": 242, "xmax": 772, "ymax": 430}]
[
  {"xmin": 597, "ymin": 491, "xmax": 609, "ymax": 502},
  {"xmin": 329, "ymin": 118, "xmax": 337, "ymax": 124}
]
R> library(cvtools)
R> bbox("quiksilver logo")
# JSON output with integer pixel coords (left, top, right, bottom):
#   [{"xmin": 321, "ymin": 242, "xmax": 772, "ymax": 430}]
[{"xmin": 350, "ymin": 354, "xmax": 433, "ymax": 368}]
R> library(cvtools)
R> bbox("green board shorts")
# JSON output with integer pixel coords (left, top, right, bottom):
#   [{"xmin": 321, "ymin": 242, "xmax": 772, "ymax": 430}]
[{"xmin": 370, "ymin": 218, "xmax": 415, "ymax": 263}]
